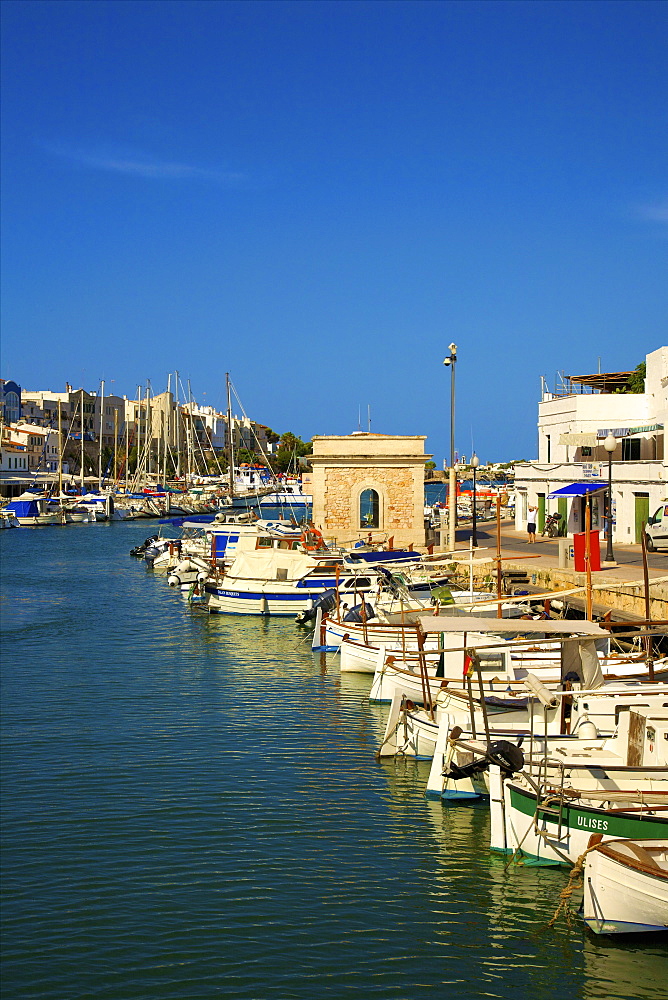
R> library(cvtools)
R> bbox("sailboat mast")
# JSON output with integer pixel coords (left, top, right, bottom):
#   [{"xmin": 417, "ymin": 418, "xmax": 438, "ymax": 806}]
[
  {"xmin": 136, "ymin": 385, "xmax": 143, "ymax": 488},
  {"xmin": 165, "ymin": 373, "xmax": 172, "ymax": 486},
  {"xmin": 80, "ymin": 388, "xmax": 85, "ymax": 492},
  {"xmin": 187, "ymin": 379, "xmax": 194, "ymax": 485},
  {"xmin": 98, "ymin": 379, "xmax": 105, "ymax": 489},
  {"xmin": 113, "ymin": 408, "xmax": 118, "ymax": 485},
  {"xmin": 175, "ymin": 371, "xmax": 181, "ymax": 479},
  {"xmin": 58, "ymin": 399, "xmax": 63, "ymax": 497},
  {"xmin": 146, "ymin": 382, "xmax": 152, "ymax": 480},
  {"xmin": 226, "ymin": 372, "xmax": 234, "ymax": 497}
]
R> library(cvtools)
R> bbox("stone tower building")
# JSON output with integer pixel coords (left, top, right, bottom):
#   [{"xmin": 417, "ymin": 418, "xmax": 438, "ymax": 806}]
[{"xmin": 308, "ymin": 432, "xmax": 429, "ymax": 548}]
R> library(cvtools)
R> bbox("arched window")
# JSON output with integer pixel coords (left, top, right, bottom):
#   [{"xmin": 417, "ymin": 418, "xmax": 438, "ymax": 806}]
[
  {"xmin": 360, "ymin": 488, "xmax": 380, "ymax": 528},
  {"xmin": 4, "ymin": 391, "xmax": 19, "ymax": 423}
]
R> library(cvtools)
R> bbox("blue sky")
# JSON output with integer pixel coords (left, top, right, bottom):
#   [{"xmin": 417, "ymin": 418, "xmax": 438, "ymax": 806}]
[{"xmin": 2, "ymin": 0, "xmax": 666, "ymax": 465}]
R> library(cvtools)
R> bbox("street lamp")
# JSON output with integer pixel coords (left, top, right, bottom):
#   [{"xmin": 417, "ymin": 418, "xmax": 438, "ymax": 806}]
[
  {"xmin": 603, "ymin": 434, "xmax": 616, "ymax": 561},
  {"xmin": 471, "ymin": 454, "xmax": 480, "ymax": 547},
  {"xmin": 444, "ymin": 344, "xmax": 457, "ymax": 538},
  {"xmin": 443, "ymin": 343, "xmax": 457, "ymax": 469}
]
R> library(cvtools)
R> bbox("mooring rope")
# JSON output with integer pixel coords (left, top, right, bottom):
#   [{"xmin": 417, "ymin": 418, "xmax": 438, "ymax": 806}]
[{"xmin": 547, "ymin": 842, "xmax": 601, "ymax": 929}]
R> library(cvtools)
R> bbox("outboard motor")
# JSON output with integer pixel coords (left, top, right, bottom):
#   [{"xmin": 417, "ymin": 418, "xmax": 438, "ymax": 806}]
[
  {"xmin": 130, "ymin": 534, "xmax": 158, "ymax": 557},
  {"xmin": 295, "ymin": 589, "xmax": 338, "ymax": 625},
  {"xmin": 143, "ymin": 545, "xmax": 161, "ymax": 565},
  {"xmin": 445, "ymin": 739, "xmax": 525, "ymax": 782},
  {"xmin": 342, "ymin": 602, "xmax": 376, "ymax": 624}
]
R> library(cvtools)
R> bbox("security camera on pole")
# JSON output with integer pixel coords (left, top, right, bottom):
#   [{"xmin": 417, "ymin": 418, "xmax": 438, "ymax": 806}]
[{"xmin": 443, "ymin": 343, "xmax": 457, "ymax": 551}]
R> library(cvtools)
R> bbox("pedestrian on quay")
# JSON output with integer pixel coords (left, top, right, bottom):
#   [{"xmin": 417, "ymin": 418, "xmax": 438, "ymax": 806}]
[{"xmin": 527, "ymin": 506, "xmax": 538, "ymax": 543}]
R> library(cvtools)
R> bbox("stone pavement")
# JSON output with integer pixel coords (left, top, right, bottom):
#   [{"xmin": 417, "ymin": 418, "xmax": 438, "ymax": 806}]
[{"xmin": 439, "ymin": 519, "xmax": 668, "ymax": 622}]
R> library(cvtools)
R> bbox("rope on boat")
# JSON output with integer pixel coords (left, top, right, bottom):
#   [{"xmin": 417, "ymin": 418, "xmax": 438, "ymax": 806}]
[{"xmin": 547, "ymin": 842, "xmax": 601, "ymax": 929}]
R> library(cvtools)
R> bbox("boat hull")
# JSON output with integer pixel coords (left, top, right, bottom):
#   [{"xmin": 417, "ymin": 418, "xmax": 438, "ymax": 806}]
[
  {"xmin": 491, "ymin": 775, "xmax": 668, "ymax": 867},
  {"xmin": 583, "ymin": 841, "xmax": 668, "ymax": 934}
]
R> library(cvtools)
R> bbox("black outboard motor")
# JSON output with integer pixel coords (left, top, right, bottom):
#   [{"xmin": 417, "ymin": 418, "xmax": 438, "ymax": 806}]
[
  {"xmin": 130, "ymin": 534, "xmax": 159, "ymax": 557},
  {"xmin": 295, "ymin": 589, "xmax": 338, "ymax": 626},
  {"xmin": 445, "ymin": 740, "xmax": 525, "ymax": 782},
  {"xmin": 342, "ymin": 602, "xmax": 376, "ymax": 623}
]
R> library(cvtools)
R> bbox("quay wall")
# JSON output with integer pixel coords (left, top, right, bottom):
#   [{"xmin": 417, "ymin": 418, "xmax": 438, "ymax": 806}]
[{"xmin": 443, "ymin": 557, "xmax": 668, "ymax": 622}]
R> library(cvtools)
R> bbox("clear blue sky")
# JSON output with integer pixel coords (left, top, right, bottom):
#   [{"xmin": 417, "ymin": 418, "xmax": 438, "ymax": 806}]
[{"xmin": 2, "ymin": 0, "xmax": 666, "ymax": 464}]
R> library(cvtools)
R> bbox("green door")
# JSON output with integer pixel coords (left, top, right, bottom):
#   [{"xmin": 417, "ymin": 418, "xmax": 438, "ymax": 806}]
[
  {"xmin": 634, "ymin": 493, "xmax": 649, "ymax": 543},
  {"xmin": 537, "ymin": 493, "xmax": 546, "ymax": 534},
  {"xmin": 557, "ymin": 497, "xmax": 568, "ymax": 536}
]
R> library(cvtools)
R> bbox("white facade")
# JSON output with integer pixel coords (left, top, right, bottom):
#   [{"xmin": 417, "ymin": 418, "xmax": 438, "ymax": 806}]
[
  {"xmin": 22, "ymin": 387, "xmax": 126, "ymax": 448},
  {"xmin": 514, "ymin": 348, "xmax": 667, "ymax": 545},
  {"xmin": 5, "ymin": 422, "xmax": 63, "ymax": 472}
]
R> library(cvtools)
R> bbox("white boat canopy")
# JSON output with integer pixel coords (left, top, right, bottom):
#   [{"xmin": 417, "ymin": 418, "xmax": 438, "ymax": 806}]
[{"xmin": 418, "ymin": 616, "xmax": 608, "ymax": 636}]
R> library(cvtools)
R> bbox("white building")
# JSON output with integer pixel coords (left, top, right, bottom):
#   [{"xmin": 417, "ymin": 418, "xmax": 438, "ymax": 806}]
[{"xmin": 514, "ymin": 347, "xmax": 667, "ymax": 545}]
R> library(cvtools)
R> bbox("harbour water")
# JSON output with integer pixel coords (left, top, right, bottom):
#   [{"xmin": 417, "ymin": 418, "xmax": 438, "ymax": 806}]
[{"xmin": 1, "ymin": 522, "xmax": 666, "ymax": 1000}]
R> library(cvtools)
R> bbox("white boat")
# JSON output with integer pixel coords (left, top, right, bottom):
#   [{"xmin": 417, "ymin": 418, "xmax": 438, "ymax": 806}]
[
  {"xmin": 63, "ymin": 504, "xmax": 96, "ymax": 523},
  {"xmin": 205, "ymin": 547, "xmax": 382, "ymax": 616},
  {"xmin": 488, "ymin": 701, "xmax": 668, "ymax": 866},
  {"xmin": 582, "ymin": 839, "xmax": 668, "ymax": 934},
  {"xmin": 258, "ymin": 480, "xmax": 312, "ymax": 507},
  {"xmin": 2, "ymin": 495, "xmax": 63, "ymax": 526}
]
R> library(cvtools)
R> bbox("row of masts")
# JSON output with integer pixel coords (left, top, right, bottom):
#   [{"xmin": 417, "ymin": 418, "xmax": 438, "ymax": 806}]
[{"xmin": 50, "ymin": 372, "xmax": 267, "ymax": 495}]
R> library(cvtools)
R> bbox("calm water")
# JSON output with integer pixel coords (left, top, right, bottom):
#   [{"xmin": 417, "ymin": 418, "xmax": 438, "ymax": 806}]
[{"xmin": 1, "ymin": 522, "xmax": 666, "ymax": 1000}]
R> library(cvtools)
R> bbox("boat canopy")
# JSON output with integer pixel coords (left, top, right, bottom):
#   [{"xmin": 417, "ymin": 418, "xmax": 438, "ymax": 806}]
[
  {"xmin": 2, "ymin": 499, "xmax": 40, "ymax": 516},
  {"xmin": 418, "ymin": 616, "xmax": 607, "ymax": 635},
  {"xmin": 547, "ymin": 482, "xmax": 607, "ymax": 498}
]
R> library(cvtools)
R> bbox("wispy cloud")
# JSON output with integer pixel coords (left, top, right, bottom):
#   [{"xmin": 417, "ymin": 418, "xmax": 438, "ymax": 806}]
[
  {"xmin": 636, "ymin": 201, "xmax": 668, "ymax": 224},
  {"xmin": 43, "ymin": 142, "xmax": 245, "ymax": 184}
]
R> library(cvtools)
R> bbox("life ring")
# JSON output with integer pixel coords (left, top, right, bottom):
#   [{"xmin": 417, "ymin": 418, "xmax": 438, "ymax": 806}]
[{"xmin": 300, "ymin": 527, "xmax": 325, "ymax": 551}]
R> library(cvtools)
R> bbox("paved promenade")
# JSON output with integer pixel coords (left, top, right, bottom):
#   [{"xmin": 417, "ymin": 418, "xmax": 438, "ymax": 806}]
[{"xmin": 449, "ymin": 518, "xmax": 667, "ymax": 584}]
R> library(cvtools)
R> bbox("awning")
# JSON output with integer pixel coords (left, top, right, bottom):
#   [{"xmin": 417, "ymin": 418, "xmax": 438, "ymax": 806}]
[{"xmin": 547, "ymin": 482, "xmax": 607, "ymax": 498}]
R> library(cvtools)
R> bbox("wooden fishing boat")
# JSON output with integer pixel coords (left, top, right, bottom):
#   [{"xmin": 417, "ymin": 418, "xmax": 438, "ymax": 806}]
[
  {"xmin": 489, "ymin": 703, "xmax": 668, "ymax": 866},
  {"xmin": 582, "ymin": 838, "xmax": 668, "ymax": 934}
]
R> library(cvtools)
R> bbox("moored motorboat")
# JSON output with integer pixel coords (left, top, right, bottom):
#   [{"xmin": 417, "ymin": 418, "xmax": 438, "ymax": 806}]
[{"xmin": 2, "ymin": 494, "xmax": 63, "ymax": 526}]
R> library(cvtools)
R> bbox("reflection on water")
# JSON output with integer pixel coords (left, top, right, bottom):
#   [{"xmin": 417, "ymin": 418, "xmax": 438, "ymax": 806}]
[
  {"xmin": 1, "ymin": 522, "xmax": 666, "ymax": 1000},
  {"xmin": 582, "ymin": 936, "xmax": 668, "ymax": 1000}
]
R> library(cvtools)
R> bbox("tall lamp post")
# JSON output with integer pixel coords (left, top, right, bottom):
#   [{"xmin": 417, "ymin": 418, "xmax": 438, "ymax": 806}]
[
  {"xmin": 604, "ymin": 434, "xmax": 616, "ymax": 562},
  {"xmin": 443, "ymin": 343, "xmax": 457, "ymax": 469},
  {"xmin": 471, "ymin": 453, "xmax": 480, "ymax": 547},
  {"xmin": 444, "ymin": 344, "xmax": 457, "ymax": 541}
]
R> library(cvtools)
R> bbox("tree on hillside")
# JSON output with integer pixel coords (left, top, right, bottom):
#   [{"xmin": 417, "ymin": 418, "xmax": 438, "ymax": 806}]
[{"xmin": 260, "ymin": 425, "xmax": 280, "ymax": 445}]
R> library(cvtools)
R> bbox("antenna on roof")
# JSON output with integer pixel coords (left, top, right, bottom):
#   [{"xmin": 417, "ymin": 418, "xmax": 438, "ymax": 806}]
[
  {"xmin": 367, "ymin": 405, "xmax": 371, "ymax": 432},
  {"xmin": 358, "ymin": 405, "xmax": 361, "ymax": 432}
]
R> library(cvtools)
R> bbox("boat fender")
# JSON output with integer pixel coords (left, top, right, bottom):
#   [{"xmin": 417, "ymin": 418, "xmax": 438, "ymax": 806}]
[
  {"xmin": 168, "ymin": 575, "xmax": 180, "ymax": 587},
  {"xmin": 197, "ymin": 571, "xmax": 208, "ymax": 582},
  {"xmin": 576, "ymin": 719, "xmax": 599, "ymax": 740}
]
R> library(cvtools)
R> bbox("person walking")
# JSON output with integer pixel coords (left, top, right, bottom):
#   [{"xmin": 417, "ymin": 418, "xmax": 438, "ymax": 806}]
[{"xmin": 527, "ymin": 505, "xmax": 538, "ymax": 543}]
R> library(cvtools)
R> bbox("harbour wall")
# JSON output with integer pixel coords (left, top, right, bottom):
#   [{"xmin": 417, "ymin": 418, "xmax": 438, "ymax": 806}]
[{"xmin": 445, "ymin": 557, "xmax": 668, "ymax": 622}]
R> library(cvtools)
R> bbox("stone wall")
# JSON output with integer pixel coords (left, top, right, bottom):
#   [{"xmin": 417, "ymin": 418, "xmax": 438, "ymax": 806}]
[
  {"xmin": 450, "ymin": 556, "xmax": 668, "ymax": 622},
  {"xmin": 310, "ymin": 433, "xmax": 428, "ymax": 547}
]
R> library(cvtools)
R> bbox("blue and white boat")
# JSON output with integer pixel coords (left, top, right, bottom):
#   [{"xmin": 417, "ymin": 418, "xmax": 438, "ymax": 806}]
[
  {"xmin": 204, "ymin": 546, "xmax": 382, "ymax": 615},
  {"xmin": 2, "ymin": 494, "xmax": 62, "ymax": 526}
]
